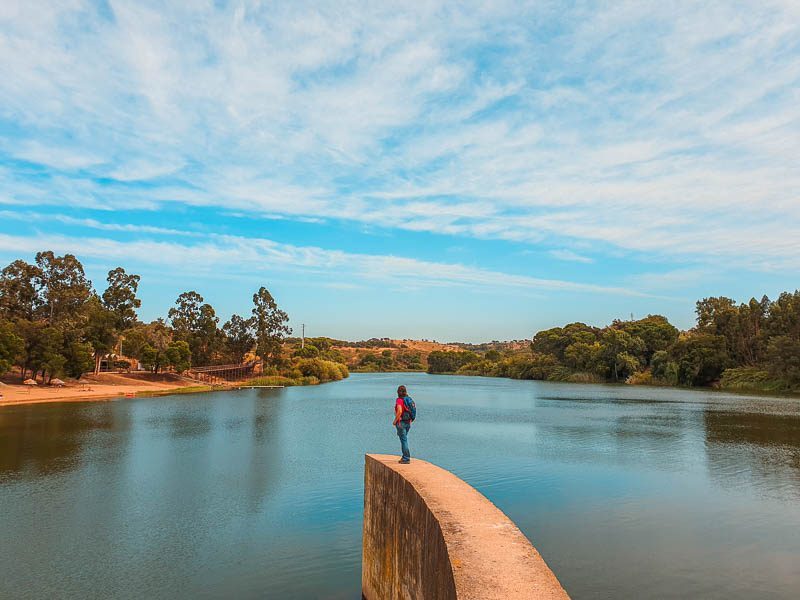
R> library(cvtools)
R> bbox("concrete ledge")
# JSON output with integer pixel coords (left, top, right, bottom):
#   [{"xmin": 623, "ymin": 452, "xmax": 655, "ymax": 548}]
[{"xmin": 362, "ymin": 454, "xmax": 570, "ymax": 600}]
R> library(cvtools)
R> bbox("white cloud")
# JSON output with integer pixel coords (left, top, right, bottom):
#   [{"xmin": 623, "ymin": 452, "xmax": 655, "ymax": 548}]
[
  {"xmin": 549, "ymin": 249, "xmax": 594, "ymax": 264},
  {"xmin": 0, "ymin": 0, "xmax": 798, "ymax": 274},
  {"xmin": 0, "ymin": 230, "xmax": 649, "ymax": 298}
]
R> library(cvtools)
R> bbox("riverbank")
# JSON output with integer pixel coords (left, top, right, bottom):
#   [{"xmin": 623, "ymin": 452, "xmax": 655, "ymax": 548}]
[
  {"xmin": 425, "ymin": 369, "xmax": 800, "ymax": 398},
  {"xmin": 0, "ymin": 360, "xmax": 351, "ymax": 408},
  {"xmin": 0, "ymin": 373, "xmax": 203, "ymax": 408}
]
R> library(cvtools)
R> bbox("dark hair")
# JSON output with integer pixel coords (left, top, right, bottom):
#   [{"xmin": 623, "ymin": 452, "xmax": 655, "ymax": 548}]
[{"xmin": 397, "ymin": 385, "xmax": 407, "ymax": 398}]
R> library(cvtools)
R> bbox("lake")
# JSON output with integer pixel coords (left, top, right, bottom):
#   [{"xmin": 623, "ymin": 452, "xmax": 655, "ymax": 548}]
[{"xmin": 1, "ymin": 373, "xmax": 799, "ymax": 599}]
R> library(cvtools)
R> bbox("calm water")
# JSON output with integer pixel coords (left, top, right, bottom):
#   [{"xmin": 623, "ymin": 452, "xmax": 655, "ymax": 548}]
[{"xmin": 2, "ymin": 373, "xmax": 800, "ymax": 599}]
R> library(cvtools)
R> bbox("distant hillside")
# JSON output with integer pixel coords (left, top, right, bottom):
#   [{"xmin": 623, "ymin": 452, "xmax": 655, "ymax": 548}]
[{"xmin": 284, "ymin": 336, "xmax": 490, "ymax": 371}]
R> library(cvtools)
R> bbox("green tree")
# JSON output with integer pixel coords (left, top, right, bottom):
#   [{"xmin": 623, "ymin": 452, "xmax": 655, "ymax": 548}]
[
  {"xmin": 169, "ymin": 292, "xmax": 222, "ymax": 366},
  {"xmin": 532, "ymin": 322, "xmax": 598, "ymax": 360},
  {"xmin": 62, "ymin": 340, "xmax": 94, "ymax": 378},
  {"xmin": 222, "ymin": 314, "xmax": 255, "ymax": 363},
  {"xmin": 0, "ymin": 259, "xmax": 43, "ymax": 320},
  {"xmin": 126, "ymin": 320, "xmax": 173, "ymax": 373},
  {"xmin": 564, "ymin": 341, "xmax": 602, "ymax": 372},
  {"xmin": 294, "ymin": 344, "xmax": 320, "ymax": 358},
  {"xmin": 615, "ymin": 315, "xmax": 679, "ymax": 365},
  {"xmin": 16, "ymin": 322, "xmax": 63, "ymax": 381},
  {"xmin": 695, "ymin": 296, "xmax": 768, "ymax": 366},
  {"xmin": 765, "ymin": 336, "xmax": 800, "ymax": 385},
  {"xmin": 765, "ymin": 291, "xmax": 800, "ymax": 339},
  {"xmin": 251, "ymin": 287, "xmax": 291, "ymax": 366},
  {"xmin": 671, "ymin": 334, "xmax": 730, "ymax": 386},
  {"xmin": 35, "ymin": 251, "xmax": 92, "ymax": 324},
  {"xmin": 427, "ymin": 350, "xmax": 478, "ymax": 373},
  {"xmin": 84, "ymin": 296, "xmax": 119, "ymax": 374},
  {"xmin": 597, "ymin": 329, "xmax": 646, "ymax": 381},
  {"xmin": 0, "ymin": 320, "xmax": 23, "ymax": 376},
  {"xmin": 168, "ymin": 291, "xmax": 204, "ymax": 336},
  {"xmin": 102, "ymin": 267, "xmax": 141, "ymax": 330},
  {"xmin": 651, "ymin": 350, "xmax": 679, "ymax": 385},
  {"xmin": 165, "ymin": 341, "xmax": 191, "ymax": 373}
]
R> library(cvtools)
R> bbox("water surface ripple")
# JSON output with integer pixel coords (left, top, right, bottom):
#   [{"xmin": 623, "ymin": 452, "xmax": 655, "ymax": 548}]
[{"xmin": 2, "ymin": 373, "xmax": 799, "ymax": 598}]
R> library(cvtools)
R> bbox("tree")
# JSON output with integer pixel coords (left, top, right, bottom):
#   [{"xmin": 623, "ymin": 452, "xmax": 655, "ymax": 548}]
[
  {"xmin": 765, "ymin": 336, "xmax": 800, "ymax": 385},
  {"xmin": 484, "ymin": 350, "xmax": 501, "ymax": 361},
  {"xmin": 765, "ymin": 291, "xmax": 800, "ymax": 339},
  {"xmin": 165, "ymin": 341, "xmax": 191, "ymax": 373},
  {"xmin": 532, "ymin": 322, "xmax": 598, "ymax": 360},
  {"xmin": 251, "ymin": 287, "xmax": 291, "ymax": 366},
  {"xmin": 102, "ymin": 267, "xmax": 141, "ymax": 330},
  {"xmin": 15, "ymin": 321, "xmax": 63, "ymax": 381},
  {"xmin": 126, "ymin": 320, "xmax": 173, "ymax": 373},
  {"xmin": 62, "ymin": 340, "xmax": 94, "ymax": 378},
  {"xmin": 168, "ymin": 291, "xmax": 204, "ymax": 336},
  {"xmin": 0, "ymin": 320, "xmax": 23, "ymax": 376},
  {"xmin": 695, "ymin": 296, "xmax": 767, "ymax": 366},
  {"xmin": 597, "ymin": 329, "xmax": 646, "ymax": 381},
  {"xmin": 651, "ymin": 350, "xmax": 679, "ymax": 385},
  {"xmin": 564, "ymin": 341, "xmax": 602, "ymax": 372},
  {"xmin": 35, "ymin": 251, "xmax": 92, "ymax": 324},
  {"xmin": 169, "ymin": 291, "xmax": 222, "ymax": 366},
  {"xmin": 426, "ymin": 350, "xmax": 478, "ymax": 373},
  {"xmin": 222, "ymin": 314, "xmax": 255, "ymax": 363},
  {"xmin": 671, "ymin": 334, "xmax": 730, "ymax": 386},
  {"xmin": 615, "ymin": 315, "xmax": 679, "ymax": 365},
  {"xmin": 0, "ymin": 259, "xmax": 43, "ymax": 320},
  {"xmin": 84, "ymin": 296, "xmax": 119, "ymax": 374},
  {"xmin": 294, "ymin": 344, "xmax": 320, "ymax": 358}
]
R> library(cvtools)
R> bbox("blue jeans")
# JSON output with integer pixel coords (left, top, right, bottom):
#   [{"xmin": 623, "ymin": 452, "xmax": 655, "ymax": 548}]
[{"xmin": 396, "ymin": 421, "xmax": 411, "ymax": 461}]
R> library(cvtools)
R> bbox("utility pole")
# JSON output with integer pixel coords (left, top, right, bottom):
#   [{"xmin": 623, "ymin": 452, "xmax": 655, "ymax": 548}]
[{"xmin": 301, "ymin": 324, "xmax": 305, "ymax": 349}]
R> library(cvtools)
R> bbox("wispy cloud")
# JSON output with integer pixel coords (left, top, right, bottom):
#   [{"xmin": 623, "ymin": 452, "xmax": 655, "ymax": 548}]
[
  {"xmin": 0, "ymin": 1, "xmax": 798, "ymax": 277},
  {"xmin": 0, "ymin": 231, "xmax": 649, "ymax": 298},
  {"xmin": 548, "ymin": 249, "xmax": 594, "ymax": 264}
]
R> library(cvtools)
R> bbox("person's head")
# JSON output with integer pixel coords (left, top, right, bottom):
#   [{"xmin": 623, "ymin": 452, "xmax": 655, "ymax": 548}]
[{"xmin": 397, "ymin": 385, "xmax": 407, "ymax": 398}]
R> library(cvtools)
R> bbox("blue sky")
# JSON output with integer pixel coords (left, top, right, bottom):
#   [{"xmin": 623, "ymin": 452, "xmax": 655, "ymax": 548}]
[{"xmin": 1, "ymin": 1, "xmax": 798, "ymax": 342}]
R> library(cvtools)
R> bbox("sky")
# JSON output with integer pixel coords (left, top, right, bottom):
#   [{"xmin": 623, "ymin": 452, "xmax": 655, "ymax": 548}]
[{"xmin": 0, "ymin": 1, "xmax": 799, "ymax": 342}]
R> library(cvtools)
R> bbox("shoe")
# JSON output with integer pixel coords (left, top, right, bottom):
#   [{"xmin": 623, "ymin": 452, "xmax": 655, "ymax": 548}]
[{"xmin": 399, "ymin": 459, "xmax": 410, "ymax": 464}]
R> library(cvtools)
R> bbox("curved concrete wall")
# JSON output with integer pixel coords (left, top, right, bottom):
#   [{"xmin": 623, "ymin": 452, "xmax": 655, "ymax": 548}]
[{"xmin": 362, "ymin": 454, "xmax": 570, "ymax": 600}]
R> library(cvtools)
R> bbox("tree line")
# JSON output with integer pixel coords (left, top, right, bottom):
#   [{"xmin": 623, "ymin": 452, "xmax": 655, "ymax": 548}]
[
  {"xmin": 0, "ymin": 251, "xmax": 294, "ymax": 382},
  {"xmin": 428, "ymin": 290, "xmax": 800, "ymax": 393}
]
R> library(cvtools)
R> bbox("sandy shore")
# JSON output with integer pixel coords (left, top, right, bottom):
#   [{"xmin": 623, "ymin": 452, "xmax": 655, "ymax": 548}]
[{"xmin": 0, "ymin": 373, "xmax": 199, "ymax": 408}]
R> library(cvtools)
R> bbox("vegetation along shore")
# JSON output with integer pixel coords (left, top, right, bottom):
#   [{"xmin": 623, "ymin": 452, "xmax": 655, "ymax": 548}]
[
  {"xmin": 0, "ymin": 250, "xmax": 348, "ymax": 407},
  {"xmin": 1, "ymin": 250, "xmax": 797, "ymax": 403}
]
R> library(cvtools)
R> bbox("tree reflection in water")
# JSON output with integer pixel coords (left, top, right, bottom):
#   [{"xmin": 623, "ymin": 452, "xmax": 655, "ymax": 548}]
[{"xmin": 704, "ymin": 408, "xmax": 800, "ymax": 499}]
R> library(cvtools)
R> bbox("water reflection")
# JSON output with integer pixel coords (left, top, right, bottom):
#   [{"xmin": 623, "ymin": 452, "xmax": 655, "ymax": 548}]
[
  {"xmin": 0, "ymin": 403, "xmax": 121, "ymax": 479},
  {"xmin": 704, "ymin": 408, "xmax": 800, "ymax": 499},
  {"xmin": 1, "ymin": 376, "xmax": 799, "ymax": 599}
]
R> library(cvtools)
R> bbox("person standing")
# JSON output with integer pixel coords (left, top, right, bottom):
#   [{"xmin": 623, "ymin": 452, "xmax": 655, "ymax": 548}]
[{"xmin": 393, "ymin": 385, "xmax": 415, "ymax": 464}]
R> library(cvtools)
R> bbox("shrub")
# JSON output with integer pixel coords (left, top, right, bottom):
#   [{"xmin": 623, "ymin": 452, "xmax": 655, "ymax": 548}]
[{"xmin": 293, "ymin": 358, "xmax": 350, "ymax": 382}]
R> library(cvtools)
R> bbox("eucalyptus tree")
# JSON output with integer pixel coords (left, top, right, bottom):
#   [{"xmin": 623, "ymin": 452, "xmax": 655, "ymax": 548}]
[{"xmin": 251, "ymin": 287, "xmax": 291, "ymax": 366}]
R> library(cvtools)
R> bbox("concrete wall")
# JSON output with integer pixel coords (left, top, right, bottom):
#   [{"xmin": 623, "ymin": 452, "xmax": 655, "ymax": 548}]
[{"xmin": 362, "ymin": 454, "xmax": 570, "ymax": 600}]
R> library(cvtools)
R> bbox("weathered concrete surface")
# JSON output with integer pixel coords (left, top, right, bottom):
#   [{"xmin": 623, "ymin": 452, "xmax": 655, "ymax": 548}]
[{"xmin": 362, "ymin": 454, "xmax": 570, "ymax": 600}]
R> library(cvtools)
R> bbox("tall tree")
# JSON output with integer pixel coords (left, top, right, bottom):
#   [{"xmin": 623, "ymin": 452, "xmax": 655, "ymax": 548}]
[
  {"xmin": 0, "ymin": 320, "xmax": 23, "ymax": 376},
  {"xmin": 222, "ymin": 314, "xmax": 255, "ymax": 363},
  {"xmin": 102, "ymin": 267, "xmax": 141, "ymax": 330},
  {"xmin": 128, "ymin": 320, "xmax": 173, "ymax": 374},
  {"xmin": 168, "ymin": 291, "xmax": 204, "ymax": 337},
  {"xmin": 597, "ymin": 328, "xmax": 645, "ymax": 381},
  {"xmin": 251, "ymin": 287, "xmax": 291, "ymax": 366},
  {"xmin": 35, "ymin": 251, "xmax": 92, "ymax": 324},
  {"xmin": 84, "ymin": 296, "xmax": 119, "ymax": 374},
  {"xmin": 15, "ymin": 321, "xmax": 63, "ymax": 381},
  {"xmin": 0, "ymin": 259, "xmax": 43, "ymax": 320}
]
